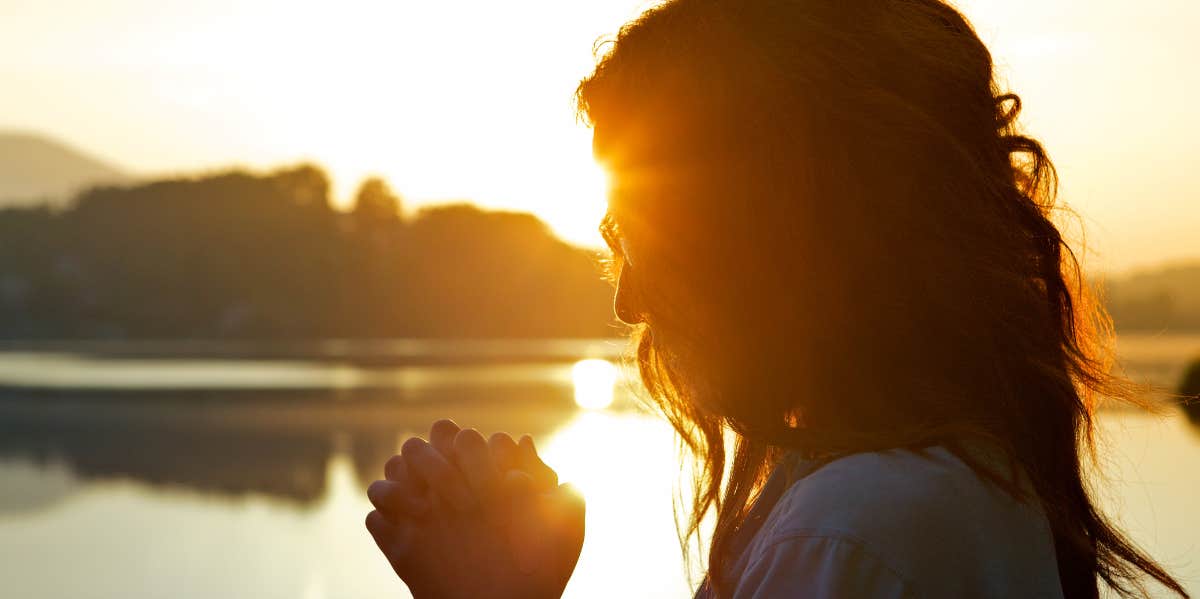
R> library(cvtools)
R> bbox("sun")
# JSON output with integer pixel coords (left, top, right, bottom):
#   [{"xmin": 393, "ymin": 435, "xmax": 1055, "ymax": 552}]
[
  {"xmin": 183, "ymin": 0, "xmax": 629, "ymax": 250},
  {"xmin": 531, "ymin": 155, "xmax": 610, "ymax": 248}
]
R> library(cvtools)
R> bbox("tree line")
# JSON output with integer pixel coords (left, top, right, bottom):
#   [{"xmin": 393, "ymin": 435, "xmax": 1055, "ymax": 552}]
[
  {"xmin": 1102, "ymin": 264, "xmax": 1200, "ymax": 332},
  {"xmin": 0, "ymin": 161, "xmax": 1194, "ymax": 340},
  {"xmin": 0, "ymin": 164, "xmax": 617, "ymax": 339}
]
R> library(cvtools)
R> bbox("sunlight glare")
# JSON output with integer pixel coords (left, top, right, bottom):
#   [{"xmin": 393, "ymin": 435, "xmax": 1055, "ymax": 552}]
[
  {"xmin": 540, "ymin": 411, "xmax": 700, "ymax": 597},
  {"xmin": 572, "ymin": 359, "xmax": 618, "ymax": 410}
]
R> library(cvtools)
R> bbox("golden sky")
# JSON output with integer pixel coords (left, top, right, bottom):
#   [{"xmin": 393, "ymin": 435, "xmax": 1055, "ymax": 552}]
[{"xmin": 1, "ymin": 0, "xmax": 1196, "ymax": 271}]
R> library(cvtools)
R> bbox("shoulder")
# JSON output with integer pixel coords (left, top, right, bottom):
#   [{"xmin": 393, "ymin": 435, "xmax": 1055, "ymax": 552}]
[
  {"xmin": 739, "ymin": 446, "xmax": 1062, "ymax": 598},
  {"xmin": 768, "ymin": 447, "xmax": 1004, "ymax": 539},
  {"xmin": 732, "ymin": 532, "xmax": 917, "ymax": 598}
]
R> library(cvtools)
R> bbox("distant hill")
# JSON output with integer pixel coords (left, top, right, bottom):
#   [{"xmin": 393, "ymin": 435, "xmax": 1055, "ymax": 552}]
[
  {"xmin": 0, "ymin": 132, "xmax": 128, "ymax": 206},
  {"xmin": 1104, "ymin": 261, "xmax": 1200, "ymax": 331}
]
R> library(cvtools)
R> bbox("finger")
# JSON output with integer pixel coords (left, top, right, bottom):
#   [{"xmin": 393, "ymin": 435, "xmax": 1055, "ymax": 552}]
[
  {"xmin": 366, "ymin": 509, "xmax": 416, "ymax": 578},
  {"xmin": 453, "ymin": 429, "xmax": 501, "ymax": 514},
  {"xmin": 368, "ymin": 479, "xmax": 431, "ymax": 519},
  {"xmin": 429, "ymin": 419, "xmax": 461, "ymax": 458},
  {"xmin": 402, "ymin": 437, "xmax": 473, "ymax": 511},
  {"xmin": 501, "ymin": 470, "xmax": 539, "ymax": 574},
  {"xmin": 366, "ymin": 508, "xmax": 398, "ymax": 542},
  {"xmin": 517, "ymin": 435, "xmax": 559, "ymax": 490},
  {"xmin": 384, "ymin": 453, "xmax": 404, "ymax": 480},
  {"xmin": 365, "ymin": 510, "xmax": 404, "ymax": 561},
  {"xmin": 384, "ymin": 452, "xmax": 429, "ymax": 502},
  {"xmin": 489, "ymin": 432, "xmax": 520, "ymax": 473}
]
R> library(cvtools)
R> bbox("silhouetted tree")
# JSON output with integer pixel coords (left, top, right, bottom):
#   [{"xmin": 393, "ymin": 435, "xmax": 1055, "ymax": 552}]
[
  {"xmin": 401, "ymin": 204, "xmax": 614, "ymax": 337},
  {"xmin": 1104, "ymin": 265, "xmax": 1200, "ymax": 331},
  {"xmin": 351, "ymin": 177, "xmax": 402, "ymax": 230}
]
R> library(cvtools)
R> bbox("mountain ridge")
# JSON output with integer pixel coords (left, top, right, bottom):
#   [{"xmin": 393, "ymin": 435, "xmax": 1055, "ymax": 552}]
[{"xmin": 0, "ymin": 131, "xmax": 129, "ymax": 206}]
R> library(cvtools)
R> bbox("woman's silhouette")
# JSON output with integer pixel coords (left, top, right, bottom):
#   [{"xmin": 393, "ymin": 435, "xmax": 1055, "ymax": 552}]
[{"xmin": 366, "ymin": 0, "xmax": 1189, "ymax": 597}]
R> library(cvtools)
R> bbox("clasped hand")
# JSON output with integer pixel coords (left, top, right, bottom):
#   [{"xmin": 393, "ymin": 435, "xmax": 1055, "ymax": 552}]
[{"xmin": 366, "ymin": 419, "xmax": 585, "ymax": 599}]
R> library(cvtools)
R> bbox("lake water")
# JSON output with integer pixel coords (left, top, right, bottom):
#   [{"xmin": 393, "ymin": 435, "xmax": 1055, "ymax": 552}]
[{"xmin": 1, "ymin": 335, "xmax": 1198, "ymax": 598}]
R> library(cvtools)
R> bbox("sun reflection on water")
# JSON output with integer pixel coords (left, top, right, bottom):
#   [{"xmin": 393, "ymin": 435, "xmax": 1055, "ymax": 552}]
[
  {"xmin": 540, "ymin": 411, "xmax": 700, "ymax": 598},
  {"xmin": 571, "ymin": 359, "xmax": 618, "ymax": 410}
]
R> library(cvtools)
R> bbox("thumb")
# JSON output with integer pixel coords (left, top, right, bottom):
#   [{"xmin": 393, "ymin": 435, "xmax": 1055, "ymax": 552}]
[
  {"xmin": 547, "ymin": 483, "xmax": 586, "ymax": 576},
  {"xmin": 517, "ymin": 435, "xmax": 559, "ymax": 491},
  {"xmin": 508, "ymin": 481, "xmax": 586, "ymax": 577}
]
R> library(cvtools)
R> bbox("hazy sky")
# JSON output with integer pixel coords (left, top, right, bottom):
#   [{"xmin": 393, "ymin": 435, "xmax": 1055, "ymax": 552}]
[{"xmin": 1, "ymin": 0, "xmax": 1196, "ymax": 271}]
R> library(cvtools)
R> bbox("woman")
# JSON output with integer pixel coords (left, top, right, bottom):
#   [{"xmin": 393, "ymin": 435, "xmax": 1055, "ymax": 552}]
[{"xmin": 366, "ymin": 0, "xmax": 1189, "ymax": 597}]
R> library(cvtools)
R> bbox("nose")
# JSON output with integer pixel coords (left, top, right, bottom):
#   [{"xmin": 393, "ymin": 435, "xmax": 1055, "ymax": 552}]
[{"xmin": 613, "ymin": 268, "xmax": 644, "ymax": 325}]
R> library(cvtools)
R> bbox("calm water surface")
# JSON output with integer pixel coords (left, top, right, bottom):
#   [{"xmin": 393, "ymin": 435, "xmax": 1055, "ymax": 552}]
[{"xmin": 0, "ymin": 335, "xmax": 1197, "ymax": 598}]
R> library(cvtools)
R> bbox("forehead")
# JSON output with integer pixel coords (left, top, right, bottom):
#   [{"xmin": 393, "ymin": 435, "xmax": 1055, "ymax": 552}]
[{"xmin": 591, "ymin": 120, "xmax": 675, "ymax": 176}]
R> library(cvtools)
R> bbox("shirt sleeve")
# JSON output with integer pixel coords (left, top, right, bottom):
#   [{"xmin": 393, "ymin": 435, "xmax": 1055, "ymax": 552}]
[{"xmin": 731, "ymin": 534, "xmax": 915, "ymax": 599}]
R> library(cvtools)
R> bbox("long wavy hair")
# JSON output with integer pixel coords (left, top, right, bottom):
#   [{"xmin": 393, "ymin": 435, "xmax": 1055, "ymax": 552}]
[{"xmin": 576, "ymin": 1, "xmax": 1187, "ymax": 597}]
